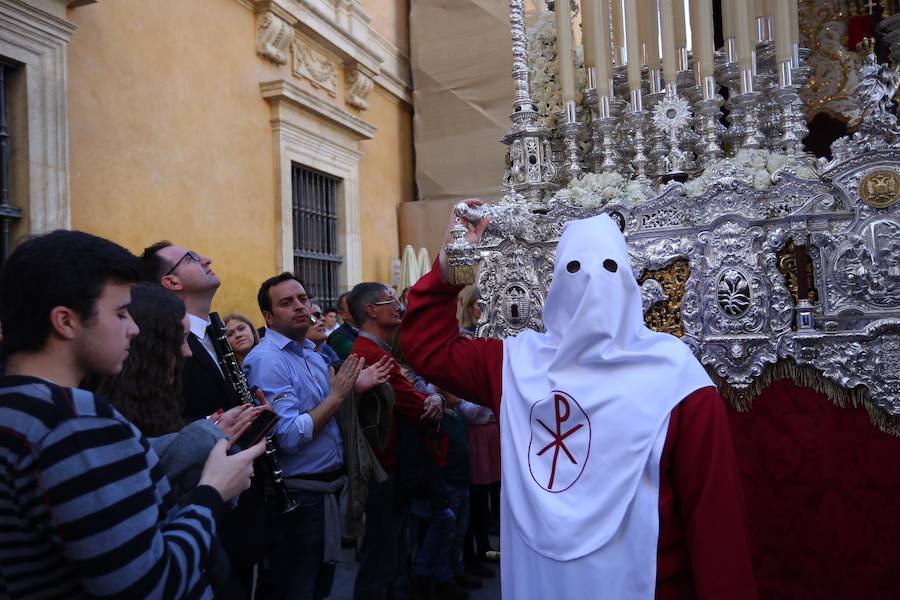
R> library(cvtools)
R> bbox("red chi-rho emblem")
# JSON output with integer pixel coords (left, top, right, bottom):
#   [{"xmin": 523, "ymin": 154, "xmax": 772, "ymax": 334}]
[{"xmin": 527, "ymin": 391, "xmax": 591, "ymax": 493}]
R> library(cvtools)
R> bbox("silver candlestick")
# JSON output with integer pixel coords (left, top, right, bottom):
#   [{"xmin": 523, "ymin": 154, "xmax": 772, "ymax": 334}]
[
  {"xmin": 586, "ymin": 87, "xmax": 624, "ymax": 172},
  {"xmin": 775, "ymin": 60, "xmax": 814, "ymax": 157},
  {"xmin": 558, "ymin": 101, "xmax": 584, "ymax": 182},
  {"xmin": 733, "ymin": 67, "xmax": 766, "ymax": 150},
  {"xmin": 627, "ymin": 90, "xmax": 652, "ymax": 183},
  {"xmin": 693, "ymin": 75, "xmax": 724, "ymax": 169},
  {"xmin": 502, "ymin": 0, "xmax": 558, "ymax": 212}
]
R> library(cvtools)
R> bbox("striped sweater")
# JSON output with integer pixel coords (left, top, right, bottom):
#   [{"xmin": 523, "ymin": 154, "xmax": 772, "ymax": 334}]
[{"xmin": 0, "ymin": 375, "xmax": 223, "ymax": 599}]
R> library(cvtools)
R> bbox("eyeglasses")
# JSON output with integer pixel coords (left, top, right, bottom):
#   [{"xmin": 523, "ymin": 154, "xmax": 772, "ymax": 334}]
[
  {"xmin": 164, "ymin": 251, "xmax": 201, "ymax": 277},
  {"xmin": 372, "ymin": 297, "xmax": 400, "ymax": 306}
]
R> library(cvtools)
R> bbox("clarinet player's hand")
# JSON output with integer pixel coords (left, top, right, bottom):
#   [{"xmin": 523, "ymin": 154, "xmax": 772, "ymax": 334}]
[
  {"xmin": 255, "ymin": 388, "xmax": 275, "ymax": 412},
  {"xmin": 216, "ymin": 404, "xmax": 262, "ymax": 441},
  {"xmin": 199, "ymin": 438, "xmax": 266, "ymax": 501}
]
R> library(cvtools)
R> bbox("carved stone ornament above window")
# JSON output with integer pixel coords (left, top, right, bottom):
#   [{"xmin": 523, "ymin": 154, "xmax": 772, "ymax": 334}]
[
  {"xmin": 256, "ymin": 10, "xmax": 293, "ymax": 65},
  {"xmin": 345, "ymin": 65, "xmax": 374, "ymax": 110},
  {"xmin": 292, "ymin": 40, "xmax": 339, "ymax": 96}
]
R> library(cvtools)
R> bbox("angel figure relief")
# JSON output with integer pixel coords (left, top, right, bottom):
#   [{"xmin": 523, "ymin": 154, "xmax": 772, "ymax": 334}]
[{"xmin": 854, "ymin": 39, "xmax": 900, "ymax": 127}]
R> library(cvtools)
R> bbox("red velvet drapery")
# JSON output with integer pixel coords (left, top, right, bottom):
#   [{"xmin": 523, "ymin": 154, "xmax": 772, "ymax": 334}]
[{"xmin": 727, "ymin": 379, "xmax": 900, "ymax": 599}]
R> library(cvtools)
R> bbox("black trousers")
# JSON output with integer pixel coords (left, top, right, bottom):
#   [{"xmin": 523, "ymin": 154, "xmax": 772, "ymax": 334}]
[{"xmin": 353, "ymin": 477, "xmax": 411, "ymax": 600}]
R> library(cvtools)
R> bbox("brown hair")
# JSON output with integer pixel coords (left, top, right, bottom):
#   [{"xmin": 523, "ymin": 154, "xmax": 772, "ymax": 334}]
[
  {"xmin": 458, "ymin": 285, "xmax": 482, "ymax": 330},
  {"xmin": 223, "ymin": 313, "xmax": 260, "ymax": 346}
]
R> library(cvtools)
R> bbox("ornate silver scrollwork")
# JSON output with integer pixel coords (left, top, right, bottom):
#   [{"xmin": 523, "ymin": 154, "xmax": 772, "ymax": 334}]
[{"xmin": 476, "ymin": 10, "xmax": 900, "ymax": 428}]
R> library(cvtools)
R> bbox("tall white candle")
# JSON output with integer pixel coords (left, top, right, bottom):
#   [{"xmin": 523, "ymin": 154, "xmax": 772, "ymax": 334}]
[
  {"xmin": 624, "ymin": 0, "xmax": 642, "ymax": 91},
  {"xmin": 674, "ymin": 0, "xmax": 687, "ymax": 50},
  {"xmin": 690, "ymin": 0, "xmax": 714, "ymax": 77},
  {"xmin": 641, "ymin": 0, "xmax": 661, "ymax": 70},
  {"xmin": 660, "ymin": 0, "xmax": 677, "ymax": 83},
  {"xmin": 735, "ymin": 0, "xmax": 754, "ymax": 71},
  {"xmin": 773, "ymin": 0, "xmax": 792, "ymax": 63},
  {"xmin": 722, "ymin": 0, "xmax": 735, "ymax": 39},
  {"xmin": 788, "ymin": 0, "xmax": 799, "ymax": 45},
  {"xmin": 596, "ymin": 0, "xmax": 613, "ymax": 95},
  {"xmin": 612, "ymin": 0, "xmax": 625, "ymax": 64},
  {"xmin": 556, "ymin": 0, "xmax": 576, "ymax": 103},
  {"xmin": 583, "ymin": 0, "xmax": 597, "ymax": 68}
]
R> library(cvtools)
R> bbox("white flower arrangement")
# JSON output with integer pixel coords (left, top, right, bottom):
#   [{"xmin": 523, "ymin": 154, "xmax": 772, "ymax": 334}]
[
  {"xmin": 527, "ymin": 11, "xmax": 588, "ymax": 128},
  {"xmin": 684, "ymin": 149, "xmax": 818, "ymax": 197},
  {"xmin": 555, "ymin": 171, "xmax": 652, "ymax": 209}
]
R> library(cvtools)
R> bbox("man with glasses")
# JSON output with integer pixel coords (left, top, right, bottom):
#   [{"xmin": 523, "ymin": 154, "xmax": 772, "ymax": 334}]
[
  {"xmin": 142, "ymin": 240, "xmax": 262, "ymax": 598},
  {"xmin": 142, "ymin": 241, "xmax": 234, "ymax": 417},
  {"xmin": 346, "ymin": 282, "xmax": 445, "ymax": 599}
]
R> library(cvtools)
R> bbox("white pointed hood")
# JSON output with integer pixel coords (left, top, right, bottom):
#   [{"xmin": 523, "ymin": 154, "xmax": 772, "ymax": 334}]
[{"xmin": 500, "ymin": 213, "xmax": 712, "ymax": 561}]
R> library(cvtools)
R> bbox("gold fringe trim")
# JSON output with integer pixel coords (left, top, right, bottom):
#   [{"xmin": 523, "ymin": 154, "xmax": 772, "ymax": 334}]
[
  {"xmin": 710, "ymin": 359, "xmax": 900, "ymax": 437},
  {"xmin": 449, "ymin": 264, "xmax": 477, "ymax": 287}
]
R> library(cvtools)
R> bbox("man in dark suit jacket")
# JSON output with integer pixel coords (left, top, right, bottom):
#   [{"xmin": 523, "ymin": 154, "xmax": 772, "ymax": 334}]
[
  {"xmin": 142, "ymin": 240, "xmax": 262, "ymax": 599},
  {"xmin": 142, "ymin": 241, "xmax": 237, "ymax": 416}
]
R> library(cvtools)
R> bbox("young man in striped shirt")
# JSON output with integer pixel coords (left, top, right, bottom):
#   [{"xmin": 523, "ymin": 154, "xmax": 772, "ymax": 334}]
[{"xmin": 0, "ymin": 230, "xmax": 265, "ymax": 599}]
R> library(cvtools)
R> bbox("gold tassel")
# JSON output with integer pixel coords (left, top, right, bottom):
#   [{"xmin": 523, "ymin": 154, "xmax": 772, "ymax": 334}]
[{"xmin": 448, "ymin": 263, "xmax": 477, "ymax": 287}]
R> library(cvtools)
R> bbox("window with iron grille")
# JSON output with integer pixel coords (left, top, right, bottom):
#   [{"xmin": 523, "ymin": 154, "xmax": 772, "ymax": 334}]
[
  {"xmin": 0, "ymin": 60, "xmax": 22, "ymax": 271},
  {"xmin": 291, "ymin": 163, "xmax": 342, "ymax": 307}
]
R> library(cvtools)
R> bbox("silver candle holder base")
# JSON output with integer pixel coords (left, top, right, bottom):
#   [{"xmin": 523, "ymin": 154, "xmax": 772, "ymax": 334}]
[
  {"xmin": 775, "ymin": 62, "xmax": 815, "ymax": 158},
  {"xmin": 556, "ymin": 102, "xmax": 585, "ymax": 183},
  {"xmin": 693, "ymin": 75, "xmax": 724, "ymax": 169},
  {"xmin": 732, "ymin": 91, "xmax": 766, "ymax": 150},
  {"xmin": 694, "ymin": 96, "xmax": 725, "ymax": 169},
  {"xmin": 626, "ymin": 109, "xmax": 652, "ymax": 183},
  {"xmin": 585, "ymin": 89, "xmax": 627, "ymax": 173}
]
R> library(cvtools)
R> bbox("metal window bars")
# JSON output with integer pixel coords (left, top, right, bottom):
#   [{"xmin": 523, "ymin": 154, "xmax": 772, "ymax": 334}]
[
  {"xmin": 291, "ymin": 164, "xmax": 342, "ymax": 307},
  {"xmin": 0, "ymin": 62, "xmax": 22, "ymax": 271}
]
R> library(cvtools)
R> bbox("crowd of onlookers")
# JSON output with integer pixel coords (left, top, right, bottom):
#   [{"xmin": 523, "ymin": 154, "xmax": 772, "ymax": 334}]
[{"xmin": 0, "ymin": 229, "xmax": 500, "ymax": 600}]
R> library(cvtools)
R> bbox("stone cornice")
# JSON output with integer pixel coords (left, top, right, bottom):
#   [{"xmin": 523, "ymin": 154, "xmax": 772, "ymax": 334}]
[
  {"xmin": 244, "ymin": 0, "xmax": 412, "ymax": 106},
  {"xmin": 253, "ymin": 0, "xmax": 382, "ymax": 75},
  {"xmin": 1, "ymin": 0, "xmax": 77, "ymax": 43},
  {"xmin": 260, "ymin": 78, "xmax": 376, "ymax": 140},
  {"xmin": 370, "ymin": 29, "xmax": 411, "ymax": 105}
]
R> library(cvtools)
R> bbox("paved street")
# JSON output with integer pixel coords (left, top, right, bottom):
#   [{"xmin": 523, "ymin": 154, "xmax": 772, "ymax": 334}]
[{"xmin": 327, "ymin": 538, "xmax": 501, "ymax": 599}]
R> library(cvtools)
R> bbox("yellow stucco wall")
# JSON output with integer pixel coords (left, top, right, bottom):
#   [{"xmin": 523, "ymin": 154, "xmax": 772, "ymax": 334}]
[
  {"xmin": 66, "ymin": 0, "xmax": 413, "ymax": 323},
  {"xmin": 358, "ymin": 87, "xmax": 414, "ymax": 284},
  {"xmin": 362, "ymin": 0, "xmax": 410, "ymax": 55}
]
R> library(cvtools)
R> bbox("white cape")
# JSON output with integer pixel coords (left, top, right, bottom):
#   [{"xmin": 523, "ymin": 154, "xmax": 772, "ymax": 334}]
[{"xmin": 498, "ymin": 214, "xmax": 712, "ymax": 598}]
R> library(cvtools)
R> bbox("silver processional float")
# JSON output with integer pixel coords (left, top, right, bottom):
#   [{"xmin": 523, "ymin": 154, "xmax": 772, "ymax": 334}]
[{"xmin": 446, "ymin": 0, "xmax": 900, "ymax": 435}]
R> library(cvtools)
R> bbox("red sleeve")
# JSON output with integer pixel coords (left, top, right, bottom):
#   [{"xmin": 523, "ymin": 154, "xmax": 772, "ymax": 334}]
[
  {"xmin": 399, "ymin": 260, "xmax": 503, "ymax": 415},
  {"xmin": 351, "ymin": 338, "xmax": 429, "ymax": 423},
  {"xmin": 665, "ymin": 387, "xmax": 758, "ymax": 600}
]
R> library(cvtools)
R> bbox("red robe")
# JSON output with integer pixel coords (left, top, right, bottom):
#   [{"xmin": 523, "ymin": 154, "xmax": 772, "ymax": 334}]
[
  {"xmin": 400, "ymin": 264, "xmax": 758, "ymax": 599},
  {"xmin": 351, "ymin": 335, "xmax": 431, "ymax": 470}
]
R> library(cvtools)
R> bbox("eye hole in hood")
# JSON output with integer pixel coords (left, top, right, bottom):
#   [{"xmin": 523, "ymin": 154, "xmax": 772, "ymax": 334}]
[
  {"xmin": 566, "ymin": 260, "xmax": 581, "ymax": 273},
  {"xmin": 603, "ymin": 259, "xmax": 618, "ymax": 273}
]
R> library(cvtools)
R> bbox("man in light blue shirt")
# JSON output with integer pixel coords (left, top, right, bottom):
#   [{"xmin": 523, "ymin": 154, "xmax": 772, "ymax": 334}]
[{"xmin": 244, "ymin": 272, "xmax": 390, "ymax": 600}]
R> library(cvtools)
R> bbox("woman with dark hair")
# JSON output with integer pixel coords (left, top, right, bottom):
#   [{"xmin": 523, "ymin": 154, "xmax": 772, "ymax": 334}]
[
  {"xmin": 100, "ymin": 284, "xmax": 261, "ymax": 463},
  {"xmin": 99, "ymin": 284, "xmax": 263, "ymax": 599},
  {"xmin": 101, "ymin": 284, "xmax": 190, "ymax": 436}
]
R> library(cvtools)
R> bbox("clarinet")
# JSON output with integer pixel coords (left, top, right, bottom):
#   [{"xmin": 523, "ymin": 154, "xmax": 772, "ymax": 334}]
[{"xmin": 208, "ymin": 312, "xmax": 300, "ymax": 514}]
